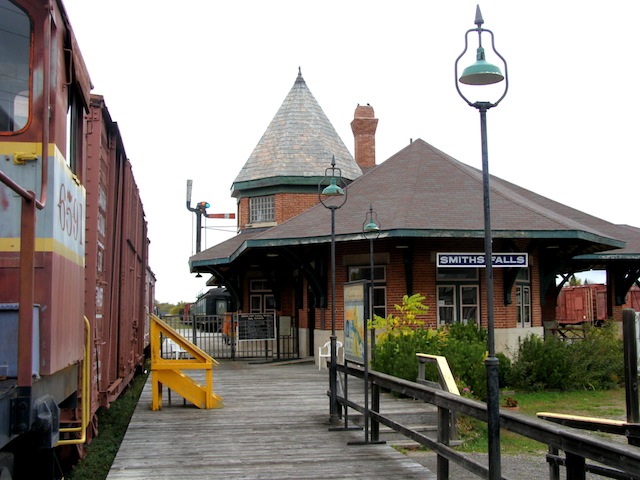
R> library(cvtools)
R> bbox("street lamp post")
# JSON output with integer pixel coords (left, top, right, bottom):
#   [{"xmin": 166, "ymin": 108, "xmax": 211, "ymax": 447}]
[
  {"xmin": 318, "ymin": 156, "xmax": 348, "ymax": 425},
  {"xmin": 362, "ymin": 204, "xmax": 380, "ymax": 442},
  {"xmin": 454, "ymin": 6, "xmax": 508, "ymax": 480}
]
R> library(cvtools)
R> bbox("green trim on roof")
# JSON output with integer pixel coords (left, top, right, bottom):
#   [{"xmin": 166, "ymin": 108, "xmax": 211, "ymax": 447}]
[
  {"xmin": 231, "ymin": 176, "xmax": 327, "ymax": 198},
  {"xmin": 190, "ymin": 228, "xmax": 624, "ymax": 269},
  {"xmin": 574, "ymin": 253, "xmax": 640, "ymax": 261}
]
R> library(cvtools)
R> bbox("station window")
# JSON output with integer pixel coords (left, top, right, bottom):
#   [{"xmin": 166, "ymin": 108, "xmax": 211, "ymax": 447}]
[
  {"xmin": 437, "ymin": 285, "xmax": 479, "ymax": 326},
  {"xmin": 436, "ymin": 268, "xmax": 479, "ymax": 326},
  {"xmin": 516, "ymin": 268, "xmax": 531, "ymax": 327},
  {"xmin": 249, "ymin": 279, "xmax": 275, "ymax": 314},
  {"xmin": 348, "ymin": 266, "xmax": 386, "ymax": 319},
  {"xmin": 0, "ymin": 0, "xmax": 30, "ymax": 133},
  {"xmin": 250, "ymin": 196, "xmax": 274, "ymax": 224}
]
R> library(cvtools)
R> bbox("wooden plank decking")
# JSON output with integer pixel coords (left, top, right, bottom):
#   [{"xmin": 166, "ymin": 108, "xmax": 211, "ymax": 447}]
[{"xmin": 107, "ymin": 360, "xmax": 436, "ymax": 479}]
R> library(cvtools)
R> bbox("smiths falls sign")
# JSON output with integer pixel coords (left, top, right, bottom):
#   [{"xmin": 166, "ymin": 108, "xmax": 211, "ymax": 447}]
[{"xmin": 437, "ymin": 252, "xmax": 528, "ymax": 268}]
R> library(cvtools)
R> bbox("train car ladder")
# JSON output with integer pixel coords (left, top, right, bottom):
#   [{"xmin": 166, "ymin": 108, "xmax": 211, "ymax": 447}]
[{"xmin": 150, "ymin": 314, "xmax": 223, "ymax": 410}]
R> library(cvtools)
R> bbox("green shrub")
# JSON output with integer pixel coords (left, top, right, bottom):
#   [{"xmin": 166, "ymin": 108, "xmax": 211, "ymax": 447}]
[
  {"xmin": 372, "ymin": 327, "xmax": 444, "ymax": 382},
  {"xmin": 508, "ymin": 334, "xmax": 569, "ymax": 391},
  {"xmin": 566, "ymin": 321, "xmax": 624, "ymax": 390},
  {"xmin": 508, "ymin": 322, "xmax": 623, "ymax": 391},
  {"xmin": 372, "ymin": 319, "xmax": 492, "ymax": 400},
  {"xmin": 496, "ymin": 352, "xmax": 512, "ymax": 389},
  {"xmin": 440, "ymin": 323, "xmax": 488, "ymax": 400},
  {"xmin": 372, "ymin": 303, "xmax": 624, "ymax": 399}
]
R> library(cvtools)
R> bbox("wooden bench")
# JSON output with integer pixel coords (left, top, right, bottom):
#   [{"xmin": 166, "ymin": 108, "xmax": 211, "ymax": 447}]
[{"xmin": 538, "ymin": 412, "xmax": 640, "ymax": 479}]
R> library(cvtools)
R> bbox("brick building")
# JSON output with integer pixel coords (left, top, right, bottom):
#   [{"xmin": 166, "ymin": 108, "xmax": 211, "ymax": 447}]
[{"xmin": 190, "ymin": 70, "xmax": 640, "ymax": 362}]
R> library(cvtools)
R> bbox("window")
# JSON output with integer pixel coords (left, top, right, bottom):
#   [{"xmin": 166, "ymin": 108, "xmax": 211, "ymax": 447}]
[
  {"xmin": 249, "ymin": 196, "xmax": 274, "ymax": 224},
  {"xmin": 460, "ymin": 286, "xmax": 479, "ymax": 324},
  {"xmin": 0, "ymin": 0, "xmax": 30, "ymax": 132},
  {"xmin": 437, "ymin": 268, "xmax": 479, "ymax": 326},
  {"xmin": 348, "ymin": 266, "xmax": 386, "ymax": 319},
  {"xmin": 66, "ymin": 92, "xmax": 84, "ymax": 172},
  {"xmin": 516, "ymin": 268, "xmax": 531, "ymax": 327},
  {"xmin": 437, "ymin": 286, "xmax": 456, "ymax": 325},
  {"xmin": 249, "ymin": 279, "xmax": 274, "ymax": 314}
]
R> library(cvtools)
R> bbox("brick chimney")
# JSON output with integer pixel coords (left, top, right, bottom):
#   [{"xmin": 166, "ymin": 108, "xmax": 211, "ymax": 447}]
[{"xmin": 350, "ymin": 104, "xmax": 378, "ymax": 170}]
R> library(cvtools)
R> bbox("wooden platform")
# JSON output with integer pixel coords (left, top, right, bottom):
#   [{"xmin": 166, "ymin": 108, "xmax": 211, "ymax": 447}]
[{"xmin": 107, "ymin": 360, "xmax": 435, "ymax": 479}]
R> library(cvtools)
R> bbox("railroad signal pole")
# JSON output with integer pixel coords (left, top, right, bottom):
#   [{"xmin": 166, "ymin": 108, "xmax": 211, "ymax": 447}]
[{"xmin": 186, "ymin": 179, "xmax": 235, "ymax": 254}]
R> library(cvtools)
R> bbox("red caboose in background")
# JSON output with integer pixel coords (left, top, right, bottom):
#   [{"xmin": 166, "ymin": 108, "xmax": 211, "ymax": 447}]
[{"xmin": 556, "ymin": 284, "xmax": 640, "ymax": 324}]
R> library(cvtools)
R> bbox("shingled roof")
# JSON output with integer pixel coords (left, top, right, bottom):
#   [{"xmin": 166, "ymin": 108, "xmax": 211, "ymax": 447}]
[
  {"xmin": 191, "ymin": 139, "xmax": 632, "ymax": 268},
  {"xmin": 231, "ymin": 69, "xmax": 361, "ymax": 197}
]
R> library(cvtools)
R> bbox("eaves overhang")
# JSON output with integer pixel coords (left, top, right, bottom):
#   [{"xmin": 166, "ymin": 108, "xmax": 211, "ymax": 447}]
[
  {"xmin": 573, "ymin": 253, "xmax": 640, "ymax": 261},
  {"xmin": 189, "ymin": 228, "xmax": 624, "ymax": 270},
  {"xmin": 231, "ymin": 176, "xmax": 332, "ymax": 198}
]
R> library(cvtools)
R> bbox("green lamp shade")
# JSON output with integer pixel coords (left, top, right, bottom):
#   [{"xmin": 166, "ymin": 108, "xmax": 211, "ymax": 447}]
[
  {"xmin": 364, "ymin": 221, "xmax": 380, "ymax": 233},
  {"xmin": 459, "ymin": 47, "xmax": 504, "ymax": 85},
  {"xmin": 321, "ymin": 178, "xmax": 344, "ymax": 196}
]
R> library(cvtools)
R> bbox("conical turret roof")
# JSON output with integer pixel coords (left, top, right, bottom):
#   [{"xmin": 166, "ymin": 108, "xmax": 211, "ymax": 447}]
[{"xmin": 232, "ymin": 69, "xmax": 361, "ymax": 196}]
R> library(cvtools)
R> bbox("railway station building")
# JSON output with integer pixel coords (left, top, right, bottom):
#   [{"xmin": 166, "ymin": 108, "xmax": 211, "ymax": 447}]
[{"xmin": 189, "ymin": 70, "xmax": 640, "ymax": 361}]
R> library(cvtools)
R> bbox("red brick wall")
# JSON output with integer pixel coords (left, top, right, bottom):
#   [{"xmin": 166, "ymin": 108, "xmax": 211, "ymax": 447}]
[
  {"xmin": 309, "ymin": 239, "xmax": 543, "ymax": 332},
  {"xmin": 275, "ymin": 193, "xmax": 319, "ymax": 224},
  {"xmin": 237, "ymin": 193, "xmax": 319, "ymax": 229}
]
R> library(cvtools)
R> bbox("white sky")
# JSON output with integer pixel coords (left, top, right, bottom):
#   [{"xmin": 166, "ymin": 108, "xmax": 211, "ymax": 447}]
[{"xmin": 62, "ymin": 0, "xmax": 637, "ymax": 303}]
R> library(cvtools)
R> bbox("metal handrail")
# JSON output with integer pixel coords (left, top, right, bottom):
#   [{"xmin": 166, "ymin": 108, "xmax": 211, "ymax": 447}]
[{"xmin": 338, "ymin": 363, "xmax": 640, "ymax": 480}]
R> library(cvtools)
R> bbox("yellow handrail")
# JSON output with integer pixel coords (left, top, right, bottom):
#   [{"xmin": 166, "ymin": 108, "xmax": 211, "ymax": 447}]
[{"xmin": 56, "ymin": 316, "xmax": 91, "ymax": 445}]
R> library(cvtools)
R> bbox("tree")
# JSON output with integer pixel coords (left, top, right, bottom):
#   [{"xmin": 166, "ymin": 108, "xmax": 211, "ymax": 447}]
[{"xmin": 569, "ymin": 275, "xmax": 582, "ymax": 286}]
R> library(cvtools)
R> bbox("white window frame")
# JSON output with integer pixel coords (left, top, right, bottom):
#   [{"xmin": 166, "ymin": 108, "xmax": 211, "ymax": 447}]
[
  {"xmin": 516, "ymin": 285, "xmax": 532, "ymax": 327},
  {"xmin": 348, "ymin": 266, "xmax": 387, "ymax": 320},
  {"xmin": 459, "ymin": 285, "xmax": 479, "ymax": 325},
  {"xmin": 249, "ymin": 196, "xmax": 274, "ymax": 224},
  {"xmin": 437, "ymin": 285, "xmax": 457, "ymax": 326}
]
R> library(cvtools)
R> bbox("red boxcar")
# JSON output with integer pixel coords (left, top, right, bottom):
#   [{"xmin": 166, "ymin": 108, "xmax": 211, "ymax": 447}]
[
  {"xmin": 556, "ymin": 284, "xmax": 640, "ymax": 324},
  {"xmin": 84, "ymin": 95, "xmax": 152, "ymax": 410},
  {"xmin": 0, "ymin": 1, "xmax": 153, "ymax": 478}
]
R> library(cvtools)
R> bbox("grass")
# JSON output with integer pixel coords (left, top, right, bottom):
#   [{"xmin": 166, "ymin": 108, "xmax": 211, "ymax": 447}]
[
  {"xmin": 456, "ymin": 388, "xmax": 627, "ymax": 454},
  {"xmin": 64, "ymin": 361, "xmax": 149, "ymax": 480}
]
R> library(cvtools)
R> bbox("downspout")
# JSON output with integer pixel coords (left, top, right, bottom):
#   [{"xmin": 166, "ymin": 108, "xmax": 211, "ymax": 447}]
[{"xmin": 56, "ymin": 317, "xmax": 90, "ymax": 445}]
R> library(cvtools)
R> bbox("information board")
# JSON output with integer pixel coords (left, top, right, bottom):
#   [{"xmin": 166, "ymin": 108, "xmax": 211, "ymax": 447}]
[
  {"xmin": 344, "ymin": 281, "xmax": 367, "ymax": 365},
  {"xmin": 237, "ymin": 313, "xmax": 275, "ymax": 341}
]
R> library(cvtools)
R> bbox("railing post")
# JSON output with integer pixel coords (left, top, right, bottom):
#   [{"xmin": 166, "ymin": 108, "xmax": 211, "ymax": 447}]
[
  {"xmin": 418, "ymin": 356, "xmax": 426, "ymax": 383},
  {"xmin": 623, "ymin": 308, "xmax": 640, "ymax": 445},
  {"xmin": 437, "ymin": 406, "xmax": 451, "ymax": 479},
  {"xmin": 548, "ymin": 446, "xmax": 560, "ymax": 480},
  {"xmin": 565, "ymin": 452, "xmax": 586, "ymax": 480},
  {"xmin": 371, "ymin": 382, "xmax": 380, "ymax": 442}
]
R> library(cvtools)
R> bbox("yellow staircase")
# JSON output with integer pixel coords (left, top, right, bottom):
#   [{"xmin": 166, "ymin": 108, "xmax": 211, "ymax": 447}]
[{"xmin": 150, "ymin": 314, "xmax": 223, "ymax": 410}]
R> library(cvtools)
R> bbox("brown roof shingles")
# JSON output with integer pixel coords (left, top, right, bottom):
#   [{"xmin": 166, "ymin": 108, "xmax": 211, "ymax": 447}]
[{"xmin": 193, "ymin": 139, "xmax": 634, "ymax": 267}]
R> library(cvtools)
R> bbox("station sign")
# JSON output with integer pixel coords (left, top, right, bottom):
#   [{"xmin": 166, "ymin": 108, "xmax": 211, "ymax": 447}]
[{"xmin": 437, "ymin": 252, "xmax": 528, "ymax": 268}]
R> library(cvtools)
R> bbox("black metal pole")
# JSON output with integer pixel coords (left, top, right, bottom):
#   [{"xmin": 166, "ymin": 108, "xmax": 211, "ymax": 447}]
[
  {"xmin": 329, "ymin": 205, "xmax": 339, "ymax": 424},
  {"xmin": 479, "ymin": 104, "xmax": 501, "ymax": 479},
  {"xmin": 363, "ymin": 235, "xmax": 374, "ymax": 440},
  {"xmin": 623, "ymin": 309, "xmax": 639, "ymax": 433},
  {"xmin": 195, "ymin": 210, "xmax": 202, "ymax": 254}
]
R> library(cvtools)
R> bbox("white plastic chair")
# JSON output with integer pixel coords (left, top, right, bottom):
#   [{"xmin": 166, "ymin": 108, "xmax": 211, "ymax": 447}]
[
  {"xmin": 164, "ymin": 338, "xmax": 187, "ymax": 359},
  {"xmin": 318, "ymin": 340, "xmax": 343, "ymax": 370}
]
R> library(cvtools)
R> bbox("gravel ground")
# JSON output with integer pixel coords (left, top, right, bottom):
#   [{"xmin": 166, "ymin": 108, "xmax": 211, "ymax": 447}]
[{"xmin": 405, "ymin": 451, "xmax": 606, "ymax": 479}]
